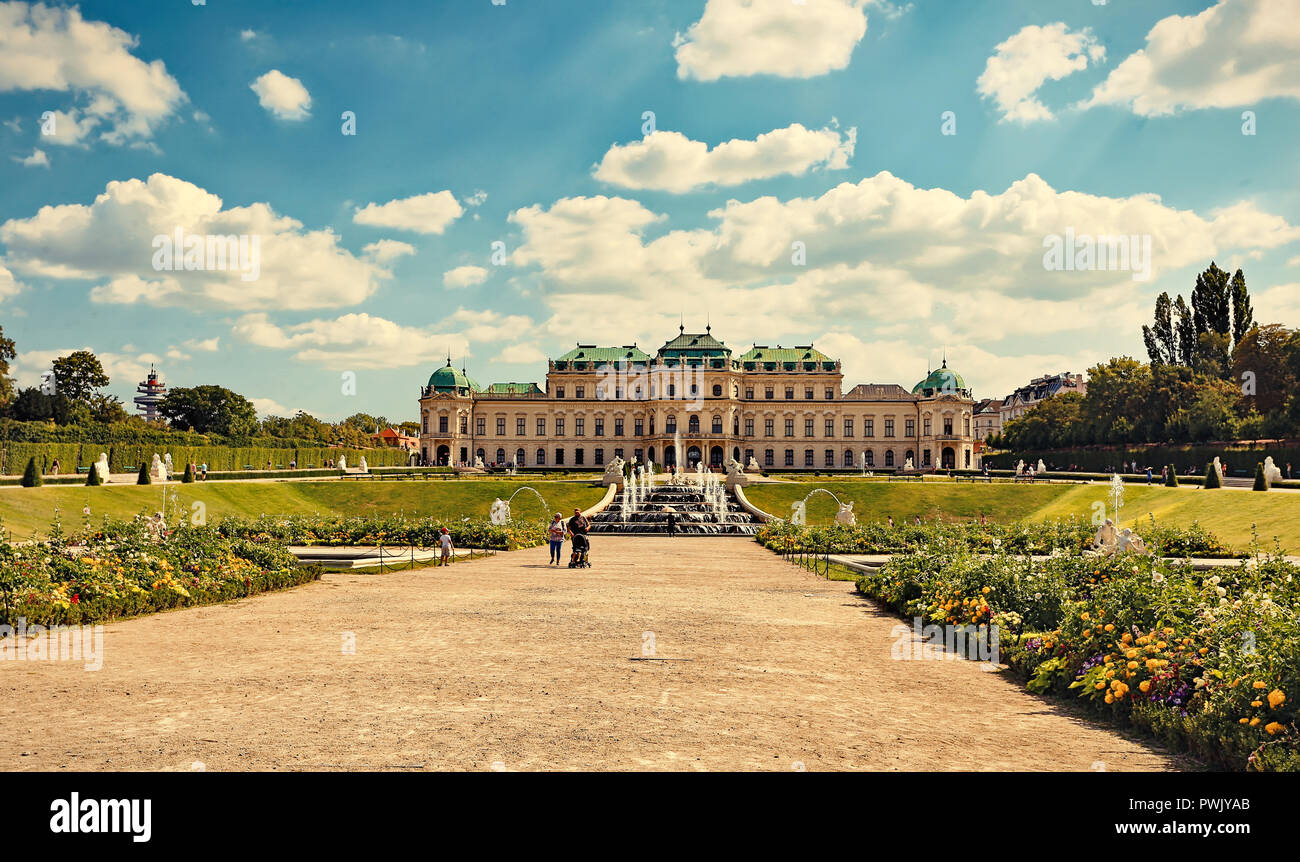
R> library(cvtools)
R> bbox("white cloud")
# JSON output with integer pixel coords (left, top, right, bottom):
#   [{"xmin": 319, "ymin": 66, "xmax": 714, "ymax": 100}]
[
  {"xmin": 362, "ymin": 239, "xmax": 416, "ymax": 265},
  {"xmin": 353, "ymin": 191, "xmax": 464, "ymax": 234},
  {"xmin": 463, "ymin": 189, "xmax": 488, "ymax": 208},
  {"xmin": 232, "ymin": 312, "xmax": 474, "ymax": 370},
  {"xmin": 183, "ymin": 336, "xmax": 220, "ymax": 352},
  {"xmin": 0, "ymin": 259, "xmax": 24, "ymax": 301},
  {"xmin": 1085, "ymin": 0, "xmax": 1300, "ymax": 116},
  {"xmin": 442, "ymin": 265, "xmax": 489, "ymax": 288},
  {"xmin": 498, "ymin": 343, "xmax": 547, "ymax": 365},
  {"xmin": 674, "ymin": 0, "xmax": 870, "ymax": 81},
  {"xmin": 0, "ymin": 172, "xmax": 392, "ymax": 310},
  {"xmin": 12, "ymin": 346, "xmax": 160, "ymax": 388},
  {"xmin": 977, "ymin": 23, "xmax": 1105, "ymax": 123},
  {"xmin": 249, "ymin": 396, "xmax": 303, "ymax": 418},
  {"xmin": 0, "ymin": 2, "xmax": 186, "ymax": 144},
  {"xmin": 10, "ymin": 147, "xmax": 46, "ymax": 167},
  {"xmin": 240, "ymin": 29, "xmax": 258, "ymax": 42},
  {"xmin": 593, "ymin": 123, "xmax": 856, "ymax": 193},
  {"xmin": 249, "ymin": 69, "xmax": 311, "ymax": 120}
]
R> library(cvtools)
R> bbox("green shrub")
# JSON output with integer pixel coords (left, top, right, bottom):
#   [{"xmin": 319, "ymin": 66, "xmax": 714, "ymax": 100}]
[
  {"xmin": 1165, "ymin": 464, "xmax": 1178, "ymax": 487},
  {"xmin": 1253, "ymin": 462, "xmax": 1269, "ymax": 491},
  {"xmin": 136, "ymin": 462, "xmax": 151, "ymax": 485},
  {"xmin": 21, "ymin": 457, "xmax": 42, "ymax": 487},
  {"xmin": 182, "ymin": 463, "xmax": 195, "ymax": 483},
  {"xmin": 85, "ymin": 463, "xmax": 101, "ymax": 486},
  {"xmin": 1204, "ymin": 463, "xmax": 1222, "ymax": 489}
]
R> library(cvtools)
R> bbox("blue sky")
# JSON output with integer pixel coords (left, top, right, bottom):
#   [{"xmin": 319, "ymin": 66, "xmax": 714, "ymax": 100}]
[{"xmin": 1, "ymin": 0, "xmax": 1298, "ymax": 421}]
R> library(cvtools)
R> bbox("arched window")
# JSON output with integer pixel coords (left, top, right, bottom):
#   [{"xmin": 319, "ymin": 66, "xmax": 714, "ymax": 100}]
[
  {"xmin": 712, "ymin": 384, "xmax": 722, "ymax": 397},
  {"xmin": 476, "ymin": 448, "xmax": 486, "ymax": 462},
  {"xmin": 666, "ymin": 414, "xmax": 677, "ymax": 433},
  {"xmin": 865, "ymin": 450, "xmax": 875, "ymax": 467},
  {"xmin": 516, "ymin": 448, "xmax": 525, "ymax": 465},
  {"xmin": 884, "ymin": 450, "xmax": 895, "ymax": 467},
  {"xmin": 844, "ymin": 449, "xmax": 854, "ymax": 467},
  {"xmin": 711, "ymin": 415, "xmax": 722, "ymax": 433},
  {"xmin": 535, "ymin": 448, "xmax": 545, "ymax": 465},
  {"xmin": 688, "ymin": 415, "xmax": 700, "ymax": 433},
  {"xmin": 496, "ymin": 448, "xmax": 505, "ymax": 464}
]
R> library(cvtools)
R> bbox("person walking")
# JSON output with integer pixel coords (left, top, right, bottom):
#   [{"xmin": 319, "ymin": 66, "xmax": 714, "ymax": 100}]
[
  {"xmin": 666, "ymin": 508, "xmax": 677, "ymax": 538},
  {"xmin": 438, "ymin": 527, "xmax": 454, "ymax": 567},
  {"xmin": 547, "ymin": 513, "xmax": 566, "ymax": 565},
  {"xmin": 567, "ymin": 507, "xmax": 589, "ymax": 538}
]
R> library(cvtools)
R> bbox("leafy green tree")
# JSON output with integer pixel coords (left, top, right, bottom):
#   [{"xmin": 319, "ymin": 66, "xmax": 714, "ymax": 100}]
[
  {"xmin": 0, "ymin": 325, "xmax": 15, "ymax": 409},
  {"xmin": 1143, "ymin": 292, "xmax": 1178, "ymax": 365},
  {"xmin": 158, "ymin": 385, "xmax": 258, "ymax": 436},
  {"xmin": 1185, "ymin": 383, "xmax": 1239, "ymax": 441},
  {"xmin": 1230, "ymin": 268, "xmax": 1254, "ymax": 346},
  {"xmin": 21, "ymin": 457, "xmax": 42, "ymax": 487},
  {"xmin": 85, "ymin": 462, "xmax": 102, "ymax": 486},
  {"xmin": 52, "ymin": 350, "xmax": 110, "ymax": 403},
  {"xmin": 1081, "ymin": 358, "xmax": 1153, "ymax": 443},
  {"xmin": 182, "ymin": 463, "xmax": 195, "ymax": 483},
  {"xmin": 1174, "ymin": 295, "xmax": 1195, "ymax": 366},
  {"xmin": 1231, "ymin": 323, "xmax": 1295, "ymax": 414},
  {"xmin": 1164, "ymin": 465, "xmax": 1178, "ymax": 487},
  {"xmin": 9, "ymin": 386, "xmax": 53, "ymax": 421},
  {"xmin": 1191, "ymin": 262, "xmax": 1232, "ymax": 343}
]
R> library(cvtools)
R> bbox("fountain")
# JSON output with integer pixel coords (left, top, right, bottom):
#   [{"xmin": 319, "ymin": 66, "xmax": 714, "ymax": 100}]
[
  {"xmin": 791, "ymin": 488, "xmax": 849, "ymax": 526},
  {"xmin": 503, "ymin": 486, "xmax": 550, "ymax": 523},
  {"xmin": 588, "ymin": 466, "xmax": 763, "ymax": 536}
]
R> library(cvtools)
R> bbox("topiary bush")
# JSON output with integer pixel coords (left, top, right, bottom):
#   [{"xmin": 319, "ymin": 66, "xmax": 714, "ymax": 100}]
[
  {"xmin": 182, "ymin": 463, "xmax": 195, "ymax": 483},
  {"xmin": 137, "ymin": 463, "xmax": 151, "ymax": 485},
  {"xmin": 85, "ymin": 464, "xmax": 101, "ymax": 486},
  {"xmin": 1165, "ymin": 464, "xmax": 1178, "ymax": 487},
  {"xmin": 1204, "ymin": 463, "xmax": 1222, "ymax": 489},
  {"xmin": 1253, "ymin": 462, "xmax": 1269, "ymax": 491},
  {"xmin": 21, "ymin": 457, "xmax": 42, "ymax": 487}
]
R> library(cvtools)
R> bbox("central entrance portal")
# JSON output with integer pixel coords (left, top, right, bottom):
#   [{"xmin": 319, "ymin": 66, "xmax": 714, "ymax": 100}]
[{"xmin": 686, "ymin": 445, "xmax": 702, "ymax": 467}]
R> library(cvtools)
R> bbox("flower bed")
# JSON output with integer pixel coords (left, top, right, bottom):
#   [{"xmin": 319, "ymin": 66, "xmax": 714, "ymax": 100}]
[
  {"xmin": 755, "ymin": 517, "xmax": 1234, "ymax": 558},
  {"xmin": 833, "ymin": 527, "xmax": 1299, "ymax": 771},
  {"xmin": 215, "ymin": 513, "xmax": 548, "ymax": 551},
  {"xmin": 0, "ymin": 517, "xmax": 319, "ymax": 627}
]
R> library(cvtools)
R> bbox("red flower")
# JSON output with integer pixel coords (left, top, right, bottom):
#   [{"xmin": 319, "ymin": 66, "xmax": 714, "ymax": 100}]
[{"xmin": 71, "ymin": 594, "xmax": 79, "ymax": 604}]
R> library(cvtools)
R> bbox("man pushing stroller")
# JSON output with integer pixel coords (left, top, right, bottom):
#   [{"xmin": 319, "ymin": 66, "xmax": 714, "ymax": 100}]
[{"xmin": 567, "ymin": 507, "xmax": 592, "ymax": 568}]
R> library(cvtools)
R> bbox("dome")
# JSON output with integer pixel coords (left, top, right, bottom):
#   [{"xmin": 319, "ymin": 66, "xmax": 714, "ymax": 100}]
[
  {"xmin": 427, "ymin": 360, "xmax": 479, "ymax": 393},
  {"xmin": 911, "ymin": 359, "xmax": 967, "ymax": 395}
]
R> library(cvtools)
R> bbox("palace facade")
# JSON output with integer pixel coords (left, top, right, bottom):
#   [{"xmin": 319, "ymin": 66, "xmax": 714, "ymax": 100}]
[{"xmin": 417, "ymin": 327, "xmax": 979, "ymax": 472}]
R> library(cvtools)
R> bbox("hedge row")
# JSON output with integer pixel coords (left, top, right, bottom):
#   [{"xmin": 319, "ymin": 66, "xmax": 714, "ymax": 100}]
[
  {"xmin": 0, "ymin": 443, "xmax": 409, "ymax": 475},
  {"xmin": 993, "ymin": 442, "xmax": 1300, "ymax": 477}
]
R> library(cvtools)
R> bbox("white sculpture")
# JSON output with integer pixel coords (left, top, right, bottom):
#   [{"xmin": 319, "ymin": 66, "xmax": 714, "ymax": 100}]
[
  {"xmin": 474, "ymin": 454, "xmax": 485, "ymax": 469},
  {"xmin": 151, "ymin": 453, "xmax": 167, "ymax": 483},
  {"xmin": 1089, "ymin": 518, "xmax": 1118, "ymax": 555},
  {"xmin": 904, "ymin": 457, "xmax": 914, "ymax": 471},
  {"xmin": 746, "ymin": 456, "xmax": 761, "ymax": 472},
  {"xmin": 835, "ymin": 501, "xmax": 856, "ymax": 526},
  {"xmin": 724, "ymin": 458, "xmax": 749, "ymax": 489},
  {"xmin": 1037, "ymin": 459, "xmax": 1047, "ymax": 474},
  {"xmin": 1116, "ymin": 528, "xmax": 1150, "ymax": 556},
  {"xmin": 1015, "ymin": 460, "xmax": 1025, "ymax": 476},
  {"xmin": 338, "ymin": 455, "xmax": 347, "ymax": 471},
  {"xmin": 93, "ymin": 452, "xmax": 110, "ymax": 483},
  {"xmin": 1264, "ymin": 456, "xmax": 1282, "ymax": 486},
  {"xmin": 1212, "ymin": 456, "xmax": 1224, "ymax": 480},
  {"xmin": 790, "ymin": 500, "xmax": 807, "ymax": 526},
  {"xmin": 163, "ymin": 453, "xmax": 174, "ymax": 478},
  {"xmin": 489, "ymin": 498, "xmax": 510, "ymax": 525},
  {"xmin": 601, "ymin": 456, "xmax": 626, "ymax": 487},
  {"xmin": 359, "ymin": 456, "xmax": 368, "ymax": 472},
  {"xmin": 146, "ymin": 511, "xmax": 166, "ymax": 540}
]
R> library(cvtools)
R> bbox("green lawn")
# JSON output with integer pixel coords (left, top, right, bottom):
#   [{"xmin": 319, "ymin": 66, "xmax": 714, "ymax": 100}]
[
  {"xmin": 0, "ymin": 479, "xmax": 606, "ymax": 540},
  {"xmin": 743, "ymin": 480, "xmax": 1300, "ymax": 553}
]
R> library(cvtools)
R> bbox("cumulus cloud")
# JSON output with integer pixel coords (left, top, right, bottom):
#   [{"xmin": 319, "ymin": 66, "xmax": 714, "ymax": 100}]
[
  {"xmin": 353, "ymin": 191, "xmax": 464, "ymax": 234},
  {"xmin": 674, "ymin": 0, "xmax": 870, "ymax": 81},
  {"xmin": 498, "ymin": 343, "xmax": 547, "ymax": 364},
  {"xmin": 1085, "ymin": 0, "xmax": 1300, "ymax": 117},
  {"xmin": 0, "ymin": 2, "xmax": 186, "ymax": 144},
  {"xmin": 232, "ymin": 310, "xmax": 532, "ymax": 370},
  {"xmin": 593, "ymin": 123, "xmax": 856, "ymax": 193},
  {"xmin": 0, "ymin": 259, "xmax": 24, "ymax": 301},
  {"xmin": 442, "ymin": 265, "xmax": 489, "ymax": 288},
  {"xmin": 362, "ymin": 239, "xmax": 416, "ymax": 265},
  {"xmin": 13, "ymin": 346, "xmax": 160, "ymax": 388},
  {"xmin": 249, "ymin": 69, "xmax": 311, "ymax": 120},
  {"xmin": 0, "ymin": 172, "xmax": 392, "ymax": 310},
  {"xmin": 12, "ymin": 147, "xmax": 47, "ymax": 167},
  {"xmin": 977, "ymin": 23, "xmax": 1105, "ymax": 123}
]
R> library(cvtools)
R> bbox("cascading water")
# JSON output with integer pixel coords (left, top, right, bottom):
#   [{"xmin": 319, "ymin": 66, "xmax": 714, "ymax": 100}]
[{"xmin": 589, "ymin": 465, "xmax": 762, "ymax": 536}]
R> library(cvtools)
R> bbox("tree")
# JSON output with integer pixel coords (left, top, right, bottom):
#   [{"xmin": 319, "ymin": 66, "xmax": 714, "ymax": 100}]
[
  {"xmin": 1231, "ymin": 324, "xmax": 1295, "ymax": 414},
  {"xmin": 1230, "ymin": 268, "xmax": 1254, "ymax": 346},
  {"xmin": 1185, "ymin": 383, "xmax": 1239, "ymax": 441},
  {"xmin": 1174, "ymin": 295, "xmax": 1195, "ymax": 366},
  {"xmin": 1191, "ymin": 262, "xmax": 1232, "ymax": 343},
  {"xmin": 21, "ymin": 457, "xmax": 42, "ymax": 487},
  {"xmin": 52, "ymin": 350, "xmax": 110, "ymax": 403},
  {"xmin": 137, "ymin": 463, "xmax": 151, "ymax": 485},
  {"xmin": 0, "ymin": 325, "xmax": 15, "ymax": 408},
  {"xmin": 182, "ymin": 463, "xmax": 195, "ymax": 483},
  {"xmin": 1143, "ymin": 292, "xmax": 1178, "ymax": 365},
  {"xmin": 1081, "ymin": 358, "xmax": 1154, "ymax": 443},
  {"xmin": 9, "ymin": 386, "xmax": 53, "ymax": 421},
  {"xmin": 85, "ymin": 462, "xmax": 101, "ymax": 486},
  {"xmin": 1253, "ymin": 462, "xmax": 1268, "ymax": 491},
  {"xmin": 158, "ymin": 385, "xmax": 258, "ymax": 436},
  {"xmin": 1204, "ymin": 462, "xmax": 1221, "ymax": 489},
  {"xmin": 1164, "ymin": 465, "xmax": 1178, "ymax": 487}
]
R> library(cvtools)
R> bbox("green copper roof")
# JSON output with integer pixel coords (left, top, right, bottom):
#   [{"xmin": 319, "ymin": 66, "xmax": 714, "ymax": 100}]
[
  {"xmin": 737, "ymin": 345, "xmax": 831, "ymax": 363},
  {"xmin": 658, "ymin": 328, "xmax": 728, "ymax": 355},
  {"xmin": 485, "ymin": 382, "xmax": 543, "ymax": 395},
  {"xmin": 911, "ymin": 360, "xmax": 967, "ymax": 395},
  {"xmin": 427, "ymin": 361, "xmax": 480, "ymax": 392},
  {"xmin": 553, "ymin": 344, "xmax": 651, "ymax": 364}
]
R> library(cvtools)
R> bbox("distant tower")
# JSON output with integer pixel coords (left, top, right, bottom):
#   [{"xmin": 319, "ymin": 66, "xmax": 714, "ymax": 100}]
[{"xmin": 134, "ymin": 365, "xmax": 167, "ymax": 422}]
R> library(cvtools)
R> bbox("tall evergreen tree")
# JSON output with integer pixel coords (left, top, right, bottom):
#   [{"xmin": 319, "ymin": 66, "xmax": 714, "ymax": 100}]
[
  {"xmin": 1143, "ymin": 292, "xmax": 1177, "ymax": 365},
  {"xmin": 1174, "ymin": 295, "xmax": 1195, "ymax": 366},
  {"xmin": 1230, "ymin": 268, "xmax": 1254, "ymax": 345},
  {"xmin": 1191, "ymin": 262, "xmax": 1231, "ymax": 340}
]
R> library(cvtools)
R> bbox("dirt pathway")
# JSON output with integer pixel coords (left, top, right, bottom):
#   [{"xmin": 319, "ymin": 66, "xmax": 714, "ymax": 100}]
[{"xmin": 0, "ymin": 537, "xmax": 1188, "ymax": 771}]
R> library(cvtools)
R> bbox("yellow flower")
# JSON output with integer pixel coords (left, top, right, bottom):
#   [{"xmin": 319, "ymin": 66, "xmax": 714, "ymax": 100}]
[
  {"xmin": 1081, "ymin": 612, "xmax": 1091, "ymax": 621},
  {"xmin": 1127, "ymin": 661, "xmax": 1139, "ymax": 670},
  {"xmin": 1250, "ymin": 701, "xmax": 1263, "ymax": 708},
  {"xmin": 1104, "ymin": 693, "xmax": 1114, "ymax": 704},
  {"xmin": 1253, "ymin": 681, "xmax": 1267, "ymax": 689},
  {"xmin": 1268, "ymin": 690, "xmax": 1286, "ymax": 709},
  {"xmin": 1249, "ymin": 717, "xmax": 1261, "ymax": 727},
  {"xmin": 1139, "ymin": 681, "xmax": 1151, "ymax": 694},
  {"xmin": 1239, "ymin": 718, "xmax": 1249, "ymax": 725},
  {"xmin": 1104, "ymin": 624, "xmax": 1114, "ymax": 632},
  {"xmin": 1264, "ymin": 722, "xmax": 1285, "ymax": 736}
]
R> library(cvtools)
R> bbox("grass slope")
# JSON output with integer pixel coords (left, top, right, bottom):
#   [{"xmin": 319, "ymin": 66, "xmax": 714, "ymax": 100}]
[
  {"xmin": 0, "ymin": 479, "xmax": 604, "ymax": 540},
  {"xmin": 743, "ymin": 480, "xmax": 1300, "ymax": 552}
]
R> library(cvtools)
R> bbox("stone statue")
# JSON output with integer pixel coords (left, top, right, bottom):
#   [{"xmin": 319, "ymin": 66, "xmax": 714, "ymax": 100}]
[
  {"xmin": 338, "ymin": 455, "xmax": 347, "ymax": 471},
  {"xmin": 151, "ymin": 453, "xmax": 167, "ymax": 483},
  {"xmin": 1212, "ymin": 456, "xmax": 1223, "ymax": 480},
  {"xmin": 601, "ymin": 456, "xmax": 626, "ymax": 487},
  {"xmin": 163, "ymin": 453, "xmax": 174, "ymax": 478},
  {"xmin": 790, "ymin": 500, "xmax": 807, "ymax": 526},
  {"xmin": 359, "ymin": 456, "xmax": 368, "ymax": 472},
  {"xmin": 1037, "ymin": 459, "xmax": 1047, "ymax": 474},
  {"xmin": 835, "ymin": 501, "xmax": 856, "ymax": 526},
  {"xmin": 746, "ymin": 456, "xmax": 761, "ymax": 472},
  {"xmin": 489, "ymin": 498, "xmax": 510, "ymax": 525},
  {"xmin": 93, "ymin": 452, "xmax": 110, "ymax": 483},
  {"xmin": 1015, "ymin": 460, "xmax": 1025, "ymax": 476},
  {"xmin": 904, "ymin": 456, "xmax": 914, "ymax": 471},
  {"xmin": 1090, "ymin": 518, "xmax": 1118, "ymax": 555},
  {"xmin": 1116, "ymin": 528, "xmax": 1151, "ymax": 556},
  {"xmin": 474, "ymin": 454, "xmax": 485, "ymax": 469},
  {"xmin": 1264, "ymin": 456, "xmax": 1282, "ymax": 486},
  {"xmin": 724, "ymin": 458, "xmax": 749, "ymax": 489},
  {"xmin": 146, "ymin": 511, "xmax": 166, "ymax": 540}
]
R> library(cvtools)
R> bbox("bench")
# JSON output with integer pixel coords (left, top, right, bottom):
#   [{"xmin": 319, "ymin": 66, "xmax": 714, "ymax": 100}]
[
  {"xmin": 887, "ymin": 474, "xmax": 922, "ymax": 482},
  {"xmin": 243, "ymin": 465, "xmax": 254, "ymax": 470},
  {"xmin": 956, "ymin": 475, "xmax": 993, "ymax": 483},
  {"xmin": 76, "ymin": 466, "xmax": 90, "ymax": 474}
]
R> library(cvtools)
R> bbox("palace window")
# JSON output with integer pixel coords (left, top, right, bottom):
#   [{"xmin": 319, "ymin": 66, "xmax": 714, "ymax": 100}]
[
  {"xmin": 666, "ymin": 415, "xmax": 676, "ymax": 433},
  {"xmin": 885, "ymin": 450, "xmax": 895, "ymax": 467},
  {"xmin": 477, "ymin": 448, "xmax": 486, "ymax": 463},
  {"xmin": 744, "ymin": 418, "xmax": 754, "ymax": 436},
  {"xmin": 844, "ymin": 418, "xmax": 854, "ymax": 437},
  {"xmin": 556, "ymin": 418, "xmax": 565, "ymax": 435},
  {"xmin": 634, "ymin": 419, "xmax": 643, "ymax": 436},
  {"xmin": 555, "ymin": 448, "xmax": 565, "ymax": 465},
  {"xmin": 804, "ymin": 388, "xmax": 814, "ymax": 400},
  {"xmin": 712, "ymin": 416, "xmax": 722, "ymax": 434},
  {"xmin": 825, "ymin": 418, "xmax": 834, "ymax": 437},
  {"xmin": 784, "ymin": 419, "xmax": 794, "ymax": 437},
  {"xmin": 594, "ymin": 448, "xmax": 604, "ymax": 465},
  {"xmin": 690, "ymin": 384, "xmax": 698, "ymax": 397},
  {"xmin": 964, "ymin": 417, "xmax": 971, "ymax": 436},
  {"xmin": 765, "ymin": 449, "xmax": 775, "ymax": 467},
  {"xmin": 516, "ymin": 448, "xmax": 525, "ymax": 465},
  {"xmin": 785, "ymin": 387, "xmax": 794, "ymax": 400},
  {"xmin": 496, "ymin": 418, "xmax": 506, "ymax": 436},
  {"xmin": 649, "ymin": 416, "xmax": 655, "ymax": 434},
  {"xmin": 844, "ymin": 450, "xmax": 854, "ymax": 467},
  {"xmin": 923, "ymin": 450, "xmax": 931, "ymax": 466},
  {"xmin": 575, "ymin": 418, "xmax": 585, "ymax": 435},
  {"xmin": 477, "ymin": 418, "xmax": 486, "ymax": 436},
  {"xmin": 712, "ymin": 384, "xmax": 722, "ymax": 397},
  {"xmin": 556, "ymin": 387, "xmax": 565, "ymax": 399},
  {"xmin": 884, "ymin": 419, "xmax": 895, "ymax": 438},
  {"xmin": 905, "ymin": 419, "xmax": 915, "ymax": 437},
  {"xmin": 438, "ymin": 415, "xmax": 448, "ymax": 433},
  {"xmin": 422, "ymin": 415, "xmax": 428, "ymax": 434},
  {"xmin": 804, "ymin": 449, "xmax": 814, "ymax": 467},
  {"xmin": 688, "ymin": 415, "xmax": 700, "ymax": 433},
  {"xmin": 764, "ymin": 419, "xmax": 774, "ymax": 437},
  {"xmin": 496, "ymin": 448, "xmax": 505, "ymax": 464},
  {"xmin": 535, "ymin": 448, "xmax": 545, "ymax": 465},
  {"xmin": 923, "ymin": 418, "xmax": 931, "ymax": 436},
  {"xmin": 784, "ymin": 449, "xmax": 794, "ymax": 466},
  {"xmin": 865, "ymin": 450, "xmax": 874, "ymax": 467},
  {"xmin": 965, "ymin": 450, "xmax": 971, "ymax": 468},
  {"xmin": 824, "ymin": 449, "xmax": 834, "ymax": 467},
  {"xmin": 517, "ymin": 418, "xmax": 526, "ymax": 436},
  {"xmin": 537, "ymin": 417, "xmax": 546, "ymax": 436},
  {"xmin": 765, "ymin": 387, "xmax": 774, "ymax": 400},
  {"xmin": 825, "ymin": 388, "xmax": 834, "ymax": 400},
  {"xmin": 614, "ymin": 418, "xmax": 624, "ymax": 436},
  {"xmin": 865, "ymin": 419, "xmax": 874, "ymax": 437},
  {"xmin": 745, "ymin": 448, "xmax": 754, "ymax": 464},
  {"xmin": 575, "ymin": 386, "xmax": 585, "ymax": 399},
  {"xmin": 804, "ymin": 418, "xmax": 814, "ymax": 437},
  {"xmin": 745, "ymin": 387, "xmax": 754, "ymax": 400},
  {"xmin": 944, "ymin": 417, "xmax": 953, "ymax": 435},
  {"xmin": 594, "ymin": 418, "xmax": 604, "ymax": 436},
  {"xmin": 575, "ymin": 448, "xmax": 585, "ymax": 465}
]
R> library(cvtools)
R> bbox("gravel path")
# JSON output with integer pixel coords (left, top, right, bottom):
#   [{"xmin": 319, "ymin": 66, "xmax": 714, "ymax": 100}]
[{"xmin": 0, "ymin": 537, "xmax": 1190, "ymax": 771}]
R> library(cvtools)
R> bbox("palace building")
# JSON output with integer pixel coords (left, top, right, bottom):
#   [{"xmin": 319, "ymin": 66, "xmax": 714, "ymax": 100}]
[{"xmin": 417, "ymin": 326, "xmax": 978, "ymax": 472}]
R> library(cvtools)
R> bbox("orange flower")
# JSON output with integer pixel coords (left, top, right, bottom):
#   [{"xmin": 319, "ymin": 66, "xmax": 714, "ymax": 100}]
[{"xmin": 1268, "ymin": 689, "xmax": 1286, "ymax": 709}]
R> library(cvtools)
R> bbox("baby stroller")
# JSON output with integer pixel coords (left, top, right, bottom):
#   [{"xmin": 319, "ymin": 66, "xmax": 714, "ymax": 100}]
[{"xmin": 568, "ymin": 533, "xmax": 591, "ymax": 568}]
